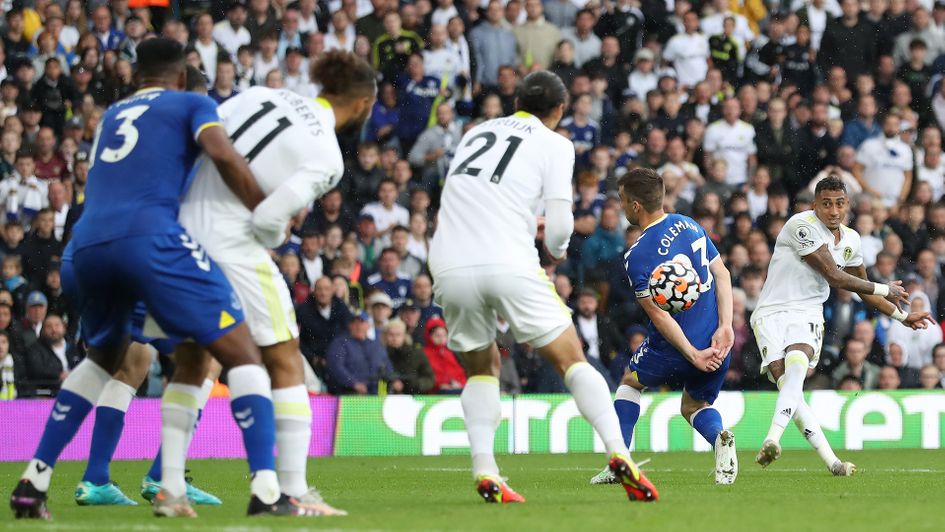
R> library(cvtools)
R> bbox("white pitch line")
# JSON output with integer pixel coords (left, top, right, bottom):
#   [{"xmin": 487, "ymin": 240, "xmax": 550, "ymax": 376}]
[{"xmin": 403, "ymin": 467, "xmax": 945, "ymax": 473}]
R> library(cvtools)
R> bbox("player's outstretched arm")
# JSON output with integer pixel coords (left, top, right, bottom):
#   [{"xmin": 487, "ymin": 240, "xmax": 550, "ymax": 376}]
[
  {"xmin": 542, "ymin": 199, "xmax": 574, "ymax": 261},
  {"xmin": 802, "ymin": 245, "xmax": 909, "ymax": 305},
  {"xmin": 638, "ymin": 296, "xmax": 721, "ymax": 372},
  {"xmin": 844, "ymin": 265, "xmax": 935, "ymax": 330},
  {"xmin": 709, "ymin": 256, "xmax": 734, "ymax": 358},
  {"xmin": 197, "ymin": 125, "xmax": 265, "ymax": 210}
]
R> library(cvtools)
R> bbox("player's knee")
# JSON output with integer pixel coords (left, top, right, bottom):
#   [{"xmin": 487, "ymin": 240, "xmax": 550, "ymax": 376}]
[
  {"xmin": 680, "ymin": 399, "xmax": 709, "ymax": 421},
  {"xmin": 785, "ymin": 344, "xmax": 814, "ymax": 360}
]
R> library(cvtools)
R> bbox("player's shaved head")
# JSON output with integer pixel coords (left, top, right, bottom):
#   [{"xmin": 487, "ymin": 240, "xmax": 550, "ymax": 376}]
[
  {"xmin": 135, "ymin": 38, "xmax": 186, "ymax": 85},
  {"xmin": 619, "ymin": 167, "xmax": 665, "ymax": 213}
]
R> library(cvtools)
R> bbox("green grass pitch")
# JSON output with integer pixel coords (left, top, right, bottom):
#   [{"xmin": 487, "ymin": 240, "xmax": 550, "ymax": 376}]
[{"xmin": 1, "ymin": 449, "xmax": 943, "ymax": 531}]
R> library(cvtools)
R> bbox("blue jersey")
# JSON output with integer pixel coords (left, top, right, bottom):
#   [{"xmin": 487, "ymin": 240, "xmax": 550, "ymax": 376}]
[
  {"xmin": 71, "ymin": 88, "xmax": 220, "ymax": 250},
  {"xmin": 625, "ymin": 213, "xmax": 720, "ymax": 361}
]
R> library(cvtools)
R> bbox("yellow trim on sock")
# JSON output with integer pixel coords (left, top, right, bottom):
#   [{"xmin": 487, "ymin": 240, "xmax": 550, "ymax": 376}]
[
  {"xmin": 163, "ymin": 390, "xmax": 199, "ymax": 410},
  {"xmin": 564, "ymin": 361, "xmax": 591, "ymax": 382},
  {"xmin": 467, "ymin": 375, "xmax": 499, "ymax": 386},
  {"xmin": 785, "ymin": 351, "xmax": 809, "ymax": 368},
  {"xmin": 273, "ymin": 401, "xmax": 312, "ymax": 418},
  {"xmin": 256, "ymin": 262, "xmax": 292, "ymax": 343}
]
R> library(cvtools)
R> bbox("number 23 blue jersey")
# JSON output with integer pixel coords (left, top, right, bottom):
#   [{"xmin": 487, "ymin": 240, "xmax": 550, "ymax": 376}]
[
  {"xmin": 625, "ymin": 213, "xmax": 720, "ymax": 360},
  {"xmin": 71, "ymin": 88, "xmax": 221, "ymax": 250}
]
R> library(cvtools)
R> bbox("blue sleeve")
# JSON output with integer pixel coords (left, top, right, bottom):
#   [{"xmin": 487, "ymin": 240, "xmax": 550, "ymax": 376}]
[
  {"xmin": 326, "ymin": 337, "xmax": 355, "ymax": 388},
  {"xmin": 625, "ymin": 250, "xmax": 649, "ymax": 299},
  {"xmin": 702, "ymin": 226, "xmax": 720, "ymax": 263},
  {"xmin": 188, "ymin": 95, "xmax": 222, "ymax": 141}
]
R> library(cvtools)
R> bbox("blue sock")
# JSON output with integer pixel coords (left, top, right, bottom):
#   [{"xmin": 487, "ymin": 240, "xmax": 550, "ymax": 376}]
[
  {"xmin": 146, "ymin": 409, "xmax": 201, "ymax": 482},
  {"xmin": 230, "ymin": 396, "xmax": 276, "ymax": 473},
  {"xmin": 692, "ymin": 408, "xmax": 724, "ymax": 447},
  {"xmin": 35, "ymin": 390, "xmax": 95, "ymax": 467},
  {"xmin": 614, "ymin": 398, "xmax": 641, "ymax": 448},
  {"xmin": 82, "ymin": 406, "xmax": 126, "ymax": 485}
]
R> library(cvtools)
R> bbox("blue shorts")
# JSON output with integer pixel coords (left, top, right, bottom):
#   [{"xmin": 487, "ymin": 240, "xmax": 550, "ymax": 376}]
[
  {"xmin": 628, "ymin": 340, "xmax": 730, "ymax": 404},
  {"xmin": 66, "ymin": 232, "xmax": 244, "ymax": 349}
]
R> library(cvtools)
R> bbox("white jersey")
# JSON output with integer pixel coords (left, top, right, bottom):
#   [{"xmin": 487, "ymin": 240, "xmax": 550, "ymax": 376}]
[
  {"xmin": 752, "ymin": 210, "xmax": 864, "ymax": 323},
  {"xmin": 428, "ymin": 111, "xmax": 574, "ymax": 275},
  {"xmin": 703, "ymin": 119, "xmax": 756, "ymax": 186},
  {"xmin": 180, "ymin": 87, "xmax": 343, "ymax": 263},
  {"xmin": 662, "ymin": 32, "xmax": 710, "ymax": 88}
]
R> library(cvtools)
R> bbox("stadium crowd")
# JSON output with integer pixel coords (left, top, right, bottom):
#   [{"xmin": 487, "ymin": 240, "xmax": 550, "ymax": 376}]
[{"xmin": 1, "ymin": 0, "xmax": 945, "ymax": 401}]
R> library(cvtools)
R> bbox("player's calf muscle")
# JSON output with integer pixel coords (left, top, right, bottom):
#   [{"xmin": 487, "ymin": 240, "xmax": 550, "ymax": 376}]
[{"xmin": 261, "ymin": 339, "xmax": 305, "ymax": 388}]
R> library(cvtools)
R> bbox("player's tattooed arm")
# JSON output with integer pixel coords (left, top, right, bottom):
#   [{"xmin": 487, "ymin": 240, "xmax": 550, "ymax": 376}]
[
  {"xmin": 802, "ymin": 245, "xmax": 909, "ymax": 305},
  {"xmin": 197, "ymin": 125, "xmax": 266, "ymax": 210},
  {"xmin": 844, "ymin": 265, "xmax": 935, "ymax": 330},
  {"xmin": 709, "ymin": 256, "xmax": 734, "ymax": 358},
  {"xmin": 638, "ymin": 296, "xmax": 722, "ymax": 372}
]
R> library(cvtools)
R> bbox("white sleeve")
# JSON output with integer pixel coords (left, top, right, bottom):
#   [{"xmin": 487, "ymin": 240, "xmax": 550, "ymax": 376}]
[
  {"xmin": 663, "ymin": 37, "xmax": 678, "ymax": 62},
  {"xmin": 251, "ymin": 167, "xmax": 334, "ymax": 248},
  {"xmin": 703, "ymin": 125, "xmax": 718, "ymax": 153},
  {"xmin": 783, "ymin": 216, "xmax": 826, "ymax": 257},
  {"xmin": 543, "ymin": 198, "xmax": 573, "ymax": 260},
  {"xmin": 543, "ymin": 137, "xmax": 575, "ymax": 202},
  {"xmin": 855, "ymin": 142, "xmax": 872, "ymax": 166}
]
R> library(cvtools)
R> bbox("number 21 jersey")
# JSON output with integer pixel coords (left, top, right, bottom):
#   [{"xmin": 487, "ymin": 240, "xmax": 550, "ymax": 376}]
[
  {"xmin": 180, "ymin": 87, "xmax": 344, "ymax": 263},
  {"xmin": 429, "ymin": 111, "xmax": 575, "ymax": 275},
  {"xmin": 72, "ymin": 88, "xmax": 221, "ymax": 250}
]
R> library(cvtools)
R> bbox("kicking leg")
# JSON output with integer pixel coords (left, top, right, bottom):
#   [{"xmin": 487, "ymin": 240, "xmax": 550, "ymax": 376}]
[
  {"xmin": 787, "ymin": 384, "xmax": 855, "ymax": 476},
  {"xmin": 591, "ymin": 371, "xmax": 643, "ymax": 485},
  {"xmin": 76, "ymin": 342, "xmax": 152, "ymax": 506},
  {"xmin": 460, "ymin": 343, "xmax": 523, "ymax": 503},
  {"xmin": 758, "ymin": 345, "xmax": 813, "ymax": 468},
  {"xmin": 538, "ymin": 326, "xmax": 658, "ymax": 502}
]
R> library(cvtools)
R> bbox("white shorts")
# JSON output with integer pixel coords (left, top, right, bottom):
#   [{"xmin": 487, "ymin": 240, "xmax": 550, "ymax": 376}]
[
  {"xmin": 432, "ymin": 265, "xmax": 572, "ymax": 353},
  {"xmin": 219, "ymin": 259, "xmax": 299, "ymax": 347},
  {"xmin": 751, "ymin": 312, "xmax": 823, "ymax": 377}
]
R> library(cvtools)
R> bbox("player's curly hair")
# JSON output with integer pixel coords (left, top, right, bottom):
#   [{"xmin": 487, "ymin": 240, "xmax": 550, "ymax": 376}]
[{"xmin": 311, "ymin": 50, "xmax": 376, "ymax": 101}]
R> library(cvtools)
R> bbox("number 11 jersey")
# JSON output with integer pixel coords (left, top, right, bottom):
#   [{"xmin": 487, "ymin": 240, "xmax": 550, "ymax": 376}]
[
  {"xmin": 180, "ymin": 87, "xmax": 344, "ymax": 263},
  {"xmin": 429, "ymin": 111, "xmax": 575, "ymax": 275}
]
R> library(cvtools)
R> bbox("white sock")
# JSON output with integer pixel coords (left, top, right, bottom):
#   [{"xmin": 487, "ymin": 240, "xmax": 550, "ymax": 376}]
[
  {"xmin": 198, "ymin": 378, "xmax": 215, "ymax": 410},
  {"xmin": 23, "ymin": 459, "xmax": 53, "ymax": 492},
  {"xmin": 273, "ymin": 385, "xmax": 311, "ymax": 497},
  {"xmin": 793, "ymin": 398, "xmax": 840, "ymax": 468},
  {"xmin": 161, "ymin": 383, "xmax": 201, "ymax": 498},
  {"xmin": 565, "ymin": 362, "xmax": 628, "ymax": 457},
  {"xmin": 228, "ymin": 365, "xmax": 280, "ymax": 505},
  {"xmin": 460, "ymin": 376, "xmax": 501, "ymax": 478},
  {"xmin": 98, "ymin": 379, "xmax": 136, "ymax": 411},
  {"xmin": 767, "ymin": 351, "xmax": 808, "ymax": 443}
]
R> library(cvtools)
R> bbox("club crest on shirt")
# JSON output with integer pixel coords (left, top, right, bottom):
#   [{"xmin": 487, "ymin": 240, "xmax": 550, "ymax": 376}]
[{"xmin": 843, "ymin": 246, "xmax": 853, "ymax": 262}]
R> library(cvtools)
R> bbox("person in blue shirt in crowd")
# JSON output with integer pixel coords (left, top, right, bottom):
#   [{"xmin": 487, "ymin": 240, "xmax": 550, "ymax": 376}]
[
  {"xmin": 366, "ymin": 248, "xmax": 412, "ymax": 311},
  {"xmin": 326, "ymin": 311, "xmax": 402, "ymax": 394},
  {"xmin": 395, "ymin": 53, "xmax": 443, "ymax": 154}
]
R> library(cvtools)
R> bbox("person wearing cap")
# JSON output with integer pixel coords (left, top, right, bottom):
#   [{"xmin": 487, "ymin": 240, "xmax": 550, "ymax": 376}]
[
  {"xmin": 214, "ymin": 1, "xmax": 252, "ymax": 57},
  {"xmin": 367, "ymin": 290, "xmax": 394, "ymax": 340},
  {"xmin": 297, "ymin": 276, "xmax": 353, "ymax": 373},
  {"xmin": 383, "ymin": 318, "xmax": 434, "ymax": 393},
  {"xmin": 20, "ymin": 290, "xmax": 48, "ymax": 348},
  {"xmin": 325, "ymin": 309, "xmax": 400, "ymax": 394},
  {"xmin": 18, "ymin": 314, "xmax": 80, "ymax": 397}
]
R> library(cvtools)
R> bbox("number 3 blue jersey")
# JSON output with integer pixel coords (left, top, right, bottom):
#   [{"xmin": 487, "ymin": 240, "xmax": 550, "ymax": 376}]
[
  {"xmin": 624, "ymin": 213, "xmax": 720, "ymax": 360},
  {"xmin": 71, "ymin": 88, "xmax": 221, "ymax": 250}
]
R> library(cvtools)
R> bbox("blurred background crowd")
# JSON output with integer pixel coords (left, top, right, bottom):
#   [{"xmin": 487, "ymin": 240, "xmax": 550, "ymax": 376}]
[{"xmin": 1, "ymin": 0, "xmax": 944, "ymax": 401}]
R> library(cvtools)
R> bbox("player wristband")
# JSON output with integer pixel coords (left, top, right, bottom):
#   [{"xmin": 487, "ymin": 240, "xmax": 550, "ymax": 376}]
[
  {"xmin": 891, "ymin": 308, "xmax": 908, "ymax": 322},
  {"xmin": 872, "ymin": 283, "xmax": 890, "ymax": 297}
]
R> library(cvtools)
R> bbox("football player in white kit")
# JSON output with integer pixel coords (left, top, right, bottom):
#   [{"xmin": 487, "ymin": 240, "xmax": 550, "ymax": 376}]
[
  {"xmin": 164, "ymin": 50, "xmax": 376, "ymax": 516},
  {"xmin": 428, "ymin": 71, "xmax": 658, "ymax": 504},
  {"xmin": 751, "ymin": 176, "xmax": 933, "ymax": 475}
]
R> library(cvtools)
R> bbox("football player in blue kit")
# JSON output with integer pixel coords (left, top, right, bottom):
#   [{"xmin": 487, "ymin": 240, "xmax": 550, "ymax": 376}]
[
  {"xmin": 10, "ymin": 39, "xmax": 310, "ymax": 519},
  {"xmin": 589, "ymin": 167, "xmax": 738, "ymax": 486}
]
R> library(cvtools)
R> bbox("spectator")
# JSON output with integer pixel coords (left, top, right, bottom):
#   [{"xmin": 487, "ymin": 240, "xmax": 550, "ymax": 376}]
[
  {"xmin": 919, "ymin": 364, "xmax": 942, "ymax": 389},
  {"xmin": 422, "ymin": 317, "xmax": 466, "ymax": 393},
  {"xmin": 561, "ymin": 9, "xmax": 600, "ymax": 68},
  {"xmin": 21, "ymin": 208, "xmax": 60, "ymax": 284},
  {"xmin": 423, "ymin": 25, "xmax": 461, "ymax": 93},
  {"xmin": 308, "ymin": 188, "xmax": 356, "ymax": 236},
  {"xmin": 279, "ymin": 252, "xmax": 309, "ymax": 305},
  {"xmin": 298, "ymin": 231, "xmax": 324, "ymax": 288},
  {"xmin": 389, "ymin": 225, "xmax": 425, "ymax": 279},
  {"xmin": 253, "ymin": 32, "xmax": 280, "ymax": 85},
  {"xmin": 277, "ymin": 8, "xmax": 305, "ymax": 58},
  {"xmin": 663, "ymin": 10, "xmax": 709, "ymax": 90},
  {"xmin": 368, "ymin": 82, "xmax": 400, "ymax": 145},
  {"xmin": 354, "ymin": 215, "xmax": 381, "ymax": 273},
  {"xmin": 469, "ymin": 1, "xmax": 517, "ymax": 89},
  {"xmin": 325, "ymin": 10, "xmax": 355, "ymax": 52},
  {"xmin": 0, "ymin": 330, "xmax": 15, "ymax": 399},
  {"xmin": 361, "ymin": 179, "xmax": 410, "ymax": 242},
  {"xmin": 326, "ymin": 310, "xmax": 398, "ymax": 394},
  {"xmin": 892, "ymin": 7, "xmax": 944, "ymax": 66},
  {"xmin": 408, "ymin": 102, "xmax": 462, "ymax": 185},
  {"xmin": 18, "ymin": 314, "xmax": 79, "ymax": 397},
  {"xmin": 708, "ymin": 16, "xmax": 742, "ymax": 87},
  {"xmin": 32, "ymin": 128, "xmax": 66, "ymax": 180},
  {"xmin": 366, "ymin": 290, "xmax": 394, "ymax": 340},
  {"xmin": 297, "ymin": 276, "xmax": 353, "ymax": 372},
  {"xmin": 383, "ymin": 318, "xmax": 434, "ymax": 394},
  {"xmin": 840, "ymin": 94, "xmax": 881, "ymax": 149},
  {"xmin": 853, "ymin": 113, "xmax": 913, "ymax": 207},
  {"xmin": 394, "ymin": 54, "xmax": 441, "ymax": 154},
  {"xmin": 512, "ymin": 0, "xmax": 561, "ymax": 69},
  {"xmin": 21, "ymin": 290, "xmax": 47, "ymax": 347},
  {"xmin": 887, "ymin": 291, "xmax": 942, "ymax": 369},
  {"xmin": 209, "ymin": 59, "xmax": 239, "ymax": 105},
  {"xmin": 885, "ymin": 342, "xmax": 920, "ymax": 388},
  {"xmin": 818, "ymin": 0, "xmax": 876, "ymax": 80},
  {"xmin": 560, "ymin": 93, "xmax": 599, "ymax": 166},
  {"xmin": 91, "ymin": 6, "xmax": 124, "ymax": 52},
  {"xmin": 832, "ymin": 338, "xmax": 881, "ymax": 390},
  {"xmin": 877, "ymin": 365, "xmax": 901, "ymax": 390},
  {"xmin": 704, "ymin": 98, "xmax": 756, "ymax": 188},
  {"xmin": 357, "ymin": 0, "xmax": 390, "ymax": 45},
  {"xmin": 343, "ymin": 142, "xmax": 386, "ymax": 210},
  {"xmin": 573, "ymin": 288, "xmax": 626, "ymax": 363},
  {"xmin": 366, "ymin": 248, "xmax": 412, "ymax": 310},
  {"xmin": 581, "ymin": 205, "xmax": 624, "ymax": 282},
  {"xmin": 371, "ymin": 12, "xmax": 424, "ymax": 82}
]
